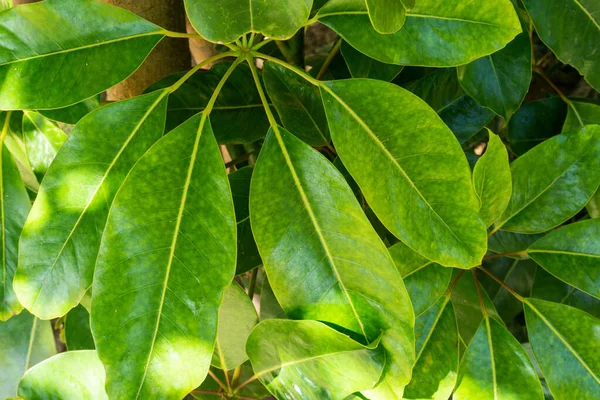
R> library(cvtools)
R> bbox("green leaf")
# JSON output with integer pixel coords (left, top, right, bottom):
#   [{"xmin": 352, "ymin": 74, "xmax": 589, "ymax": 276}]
[
  {"xmin": 528, "ymin": 219, "xmax": 600, "ymax": 299},
  {"xmin": 524, "ymin": 298, "xmax": 600, "ymax": 399},
  {"xmin": 454, "ymin": 316, "xmax": 543, "ymax": 400},
  {"xmin": 1, "ymin": 135, "xmax": 30, "ymax": 321},
  {"xmin": 146, "ymin": 63, "xmax": 270, "ymax": 142},
  {"xmin": 246, "ymin": 319, "xmax": 386, "ymax": 399},
  {"xmin": 341, "ymin": 42, "xmax": 403, "ymax": 82},
  {"xmin": 191, "ymin": 363, "xmax": 270, "ymax": 399},
  {"xmin": 522, "ymin": 0, "xmax": 600, "ymax": 91},
  {"xmin": 15, "ymin": 90, "xmax": 168, "ymax": 319},
  {"xmin": 37, "ymin": 97, "xmax": 101, "ymax": 125},
  {"xmin": 21, "ymin": 112, "xmax": 67, "ymax": 180},
  {"xmin": 185, "ymin": 0, "xmax": 313, "ymax": 43},
  {"xmin": 317, "ymin": 0, "xmax": 521, "ymax": 67},
  {"xmin": 91, "ymin": 113, "xmax": 236, "ymax": 399},
  {"xmin": 263, "ymin": 62, "xmax": 331, "ymax": 146},
  {"xmin": 321, "ymin": 79, "xmax": 487, "ymax": 268},
  {"xmin": 562, "ymin": 101, "xmax": 600, "ymax": 133},
  {"xmin": 0, "ymin": 0, "xmax": 10, "ymax": 12},
  {"xmin": 488, "ymin": 230, "xmax": 544, "ymax": 259},
  {"xmin": 212, "ymin": 282, "xmax": 258, "ymax": 371},
  {"xmin": 365, "ymin": 0, "xmax": 409, "ymax": 34},
  {"xmin": 388, "ymin": 241, "xmax": 452, "ymax": 316},
  {"xmin": 588, "ymin": 188, "xmax": 600, "ymax": 218},
  {"xmin": 1, "ymin": 112, "xmax": 39, "ymax": 194},
  {"xmin": 404, "ymin": 296, "xmax": 459, "ymax": 400},
  {"xmin": 473, "ymin": 131, "xmax": 512, "ymax": 227},
  {"xmin": 457, "ymin": 30, "xmax": 531, "ymax": 120},
  {"xmin": 17, "ymin": 350, "xmax": 107, "ymax": 400},
  {"xmin": 250, "ymin": 127, "xmax": 414, "ymax": 398},
  {"xmin": 64, "ymin": 304, "xmax": 94, "ymax": 351},
  {"xmin": 507, "ymin": 97, "xmax": 567, "ymax": 156},
  {"xmin": 0, "ymin": 311, "xmax": 56, "ymax": 399},
  {"xmin": 259, "ymin": 275, "xmax": 286, "ymax": 320},
  {"xmin": 495, "ymin": 125, "xmax": 600, "ymax": 233},
  {"xmin": 0, "ymin": 0, "xmax": 164, "ymax": 110}
]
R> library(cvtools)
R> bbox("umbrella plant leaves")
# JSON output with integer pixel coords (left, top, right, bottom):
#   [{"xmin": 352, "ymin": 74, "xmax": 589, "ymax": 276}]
[
  {"xmin": 321, "ymin": 79, "xmax": 487, "ymax": 268},
  {"xmin": 21, "ymin": 112, "xmax": 67, "ymax": 180},
  {"xmin": 250, "ymin": 126, "xmax": 414, "ymax": 398},
  {"xmin": 0, "ymin": 0, "xmax": 164, "ymax": 110},
  {"xmin": 185, "ymin": 0, "xmax": 313, "ymax": 43},
  {"xmin": 15, "ymin": 90, "xmax": 168, "ymax": 320},
  {"xmin": 246, "ymin": 319, "xmax": 386, "ymax": 399},
  {"xmin": 317, "ymin": 0, "xmax": 521, "ymax": 66},
  {"xmin": 341, "ymin": 42, "xmax": 403, "ymax": 82},
  {"xmin": 91, "ymin": 114, "xmax": 236, "ymax": 399}
]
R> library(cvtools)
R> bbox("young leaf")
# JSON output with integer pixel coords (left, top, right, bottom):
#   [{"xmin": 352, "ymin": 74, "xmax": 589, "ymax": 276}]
[
  {"xmin": 15, "ymin": 90, "xmax": 168, "ymax": 320},
  {"xmin": 365, "ymin": 0, "xmax": 410, "ymax": 34},
  {"xmin": 317, "ymin": 0, "xmax": 521, "ymax": 66},
  {"xmin": 250, "ymin": 127, "xmax": 414, "ymax": 398},
  {"xmin": 321, "ymin": 79, "xmax": 487, "ymax": 268},
  {"xmin": 21, "ymin": 112, "xmax": 67, "ymax": 179},
  {"xmin": 454, "ymin": 317, "xmax": 543, "ymax": 400},
  {"xmin": 0, "ymin": 311, "xmax": 56, "ymax": 399},
  {"xmin": 91, "ymin": 114, "xmax": 236, "ymax": 399},
  {"xmin": 185, "ymin": 0, "xmax": 313, "ymax": 43},
  {"xmin": 495, "ymin": 125, "xmax": 600, "ymax": 233},
  {"xmin": 341, "ymin": 42, "xmax": 403, "ymax": 82},
  {"xmin": 524, "ymin": 298, "xmax": 600, "ymax": 399},
  {"xmin": 473, "ymin": 132, "xmax": 512, "ymax": 228},
  {"xmin": 17, "ymin": 351, "xmax": 107, "ymax": 400},
  {"xmin": 0, "ymin": 0, "xmax": 165, "ymax": 109},
  {"xmin": 246, "ymin": 319, "xmax": 386, "ymax": 399},
  {"xmin": 522, "ymin": 0, "xmax": 600, "ymax": 91},
  {"xmin": 64, "ymin": 304, "xmax": 94, "ymax": 351},
  {"xmin": 527, "ymin": 219, "xmax": 600, "ymax": 299},
  {"xmin": 562, "ymin": 101, "xmax": 600, "ymax": 133},
  {"xmin": 404, "ymin": 296, "xmax": 459, "ymax": 400},
  {"xmin": 457, "ymin": 30, "xmax": 532, "ymax": 120},
  {"xmin": 211, "ymin": 282, "xmax": 258, "ymax": 371}
]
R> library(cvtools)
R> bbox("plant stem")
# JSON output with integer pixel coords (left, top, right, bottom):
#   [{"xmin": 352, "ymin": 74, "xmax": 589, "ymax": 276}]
[
  {"xmin": 316, "ymin": 38, "xmax": 342, "ymax": 80},
  {"xmin": 163, "ymin": 30, "xmax": 201, "ymax": 39},
  {"xmin": 168, "ymin": 51, "xmax": 237, "ymax": 94},
  {"xmin": 235, "ymin": 375, "xmax": 259, "ymax": 393},
  {"xmin": 477, "ymin": 266, "xmax": 525, "ymax": 302},
  {"xmin": 472, "ymin": 269, "xmax": 488, "ymax": 318},
  {"xmin": 207, "ymin": 370, "xmax": 228, "ymax": 391},
  {"xmin": 252, "ymin": 38, "xmax": 273, "ymax": 51},
  {"xmin": 251, "ymin": 52, "xmax": 321, "ymax": 86},
  {"xmin": 483, "ymin": 251, "xmax": 527, "ymax": 260},
  {"xmin": 1, "ymin": 111, "xmax": 12, "ymax": 142},
  {"xmin": 247, "ymin": 268, "xmax": 259, "ymax": 299},
  {"xmin": 446, "ymin": 270, "xmax": 466, "ymax": 296},
  {"xmin": 246, "ymin": 55, "xmax": 281, "ymax": 128},
  {"xmin": 191, "ymin": 389, "xmax": 221, "ymax": 396}
]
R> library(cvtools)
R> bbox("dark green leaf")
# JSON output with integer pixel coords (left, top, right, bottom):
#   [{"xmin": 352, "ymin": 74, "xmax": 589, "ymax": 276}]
[
  {"xmin": 0, "ymin": 0, "xmax": 164, "ymax": 109},
  {"xmin": 21, "ymin": 112, "xmax": 67, "ymax": 179},
  {"xmin": 37, "ymin": 97, "xmax": 101, "ymax": 125},
  {"xmin": 259, "ymin": 275, "xmax": 286, "ymax": 320},
  {"xmin": 64, "ymin": 304, "xmax": 94, "ymax": 351},
  {"xmin": 341, "ymin": 42, "xmax": 403, "ymax": 82},
  {"xmin": 321, "ymin": 79, "xmax": 487, "ymax": 268},
  {"xmin": 562, "ymin": 101, "xmax": 600, "ymax": 133},
  {"xmin": 488, "ymin": 230, "xmax": 544, "ymax": 259},
  {"xmin": 91, "ymin": 114, "xmax": 236, "ymax": 399}
]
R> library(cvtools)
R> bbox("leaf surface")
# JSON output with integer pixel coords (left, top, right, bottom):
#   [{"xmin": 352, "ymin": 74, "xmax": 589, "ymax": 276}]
[
  {"xmin": 64, "ymin": 304, "xmax": 94, "ymax": 351},
  {"xmin": 341, "ymin": 42, "xmax": 403, "ymax": 82},
  {"xmin": 365, "ymin": 0, "xmax": 410, "ymax": 34},
  {"xmin": 562, "ymin": 101, "xmax": 600, "ymax": 133},
  {"xmin": 21, "ymin": 112, "xmax": 67, "ymax": 179},
  {"xmin": 38, "ymin": 97, "xmax": 101, "ymax": 125}
]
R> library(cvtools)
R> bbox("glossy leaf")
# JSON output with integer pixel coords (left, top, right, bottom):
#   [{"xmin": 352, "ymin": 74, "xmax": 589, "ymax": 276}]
[
  {"xmin": 38, "ymin": 97, "xmax": 101, "ymax": 125},
  {"xmin": 457, "ymin": 31, "xmax": 532, "ymax": 120},
  {"xmin": 185, "ymin": 0, "xmax": 313, "ymax": 43},
  {"xmin": 246, "ymin": 319, "xmax": 385, "ymax": 399},
  {"xmin": 341, "ymin": 42, "xmax": 403, "ymax": 82},
  {"xmin": 15, "ymin": 90, "xmax": 168, "ymax": 319},
  {"xmin": 522, "ymin": 0, "xmax": 600, "ymax": 91},
  {"xmin": 524, "ymin": 298, "xmax": 600, "ymax": 399},
  {"xmin": 64, "ymin": 304, "xmax": 94, "ymax": 351},
  {"xmin": 562, "ymin": 101, "xmax": 600, "ymax": 133},
  {"xmin": 496, "ymin": 125, "xmax": 600, "ymax": 233},
  {"xmin": 259, "ymin": 275, "xmax": 286, "ymax": 321},
  {"xmin": 1, "ymin": 112, "xmax": 39, "ymax": 194},
  {"xmin": 317, "ymin": 0, "xmax": 521, "ymax": 66},
  {"xmin": 487, "ymin": 230, "xmax": 544, "ymax": 259},
  {"xmin": 17, "ymin": 350, "xmax": 107, "ymax": 400},
  {"xmin": 0, "ymin": 0, "xmax": 164, "ymax": 109},
  {"xmin": 212, "ymin": 282, "xmax": 258, "ymax": 371},
  {"xmin": 91, "ymin": 113, "xmax": 236, "ymax": 399},
  {"xmin": 404, "ymin": 296, "xmax": 459, "ymax": 400},
  {"xmin": 321, "ymin": 79, "xmax": 487, "ymax": 268},
  {"xmin": 250, "ymin": 127, "xmax": 414, "ymax": 398},
  {"xmin": 454, "ymin": 316, "xmax": 543, "ymax": 400},
  {"xmin": 21, "ymin": 112, "xmax": 67, "ymax": 179},
  {"xmin": 0, "ymin": 311, "xmax": 56, "ymax": 399},
  {"xmin": 473, "ymin": 132, "xmax": 512, "ymax": 228},
  {"xmin": 366, "ymin": 0, "xmax": 411, "ymax": 34},
  {"xmin": 528, "ymin": 219, "xmax": 600, "ymax": 299},
  {"xmin": 388, "ymin": 241, "xmax": 452, "ymax": 316},
  {"xmin": 263, "ymin": 62, "xmax": 331, "ymax": 146}
]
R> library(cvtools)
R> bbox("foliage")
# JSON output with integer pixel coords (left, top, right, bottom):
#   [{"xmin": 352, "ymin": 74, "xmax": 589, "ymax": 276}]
[{"xmin": 0, "ymin": 0, "xmax": 599, "ymax": 399}]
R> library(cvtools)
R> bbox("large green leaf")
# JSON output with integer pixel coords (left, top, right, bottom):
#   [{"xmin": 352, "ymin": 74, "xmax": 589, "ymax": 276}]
[
  {"xmin": 522, "ymin": 0, "xmax": 600, "ymax": 91},
  {"xmin": 404, "ymin": 296, "xmax": 459, "ymax": 400},
  {"xmin": 250, "ymin": 126, "xmax": 414, "ymax": 398},
  {"xmin": 341, "ymin": 42, "xmax": 403, "ymax": 82},
  {"xmin": 212, "ymin": 282, "xmax": 258, "ymax": 371},
  {"xmin": 528, "ymin": 219, "xmax": 600, "ymax": 299},
  {"xmin": 458, "ymin": 30, "xmax": 531, "ymax": 120},
  {"xmin": 263, "ymin": 62, "xmax": 331, "ymax": 146},
  {"xmin": 185, "ymin": 0, "xmax": 313, "ymax": 43},
  {"xmin": 317, "ymin": 0, "xmax": 521, "ymax": 66},
  {"xmin": 321, "ymin": 79, "xmax": 486, "ymax": 268},
  {"xmin": 91, "ymin": 113, "xmax": 236, "ymax": 399},
  {"xmin": 64, "ymin": 304, "xmax": 94, "ymax": 351},
  {"xmin": 21, "ymin": 111, "xmax": 67, "ymax": 179},
  {"xmin": 454, "ymin": 316, "xmax": 543, "ymax": 399},
  {"xmin": 0, "ymin": 310, "xmax": 56, "ymax": 399},
  {"xmin": 14, "ymin": 90, "xmax": 168, "ymax": 319},
  {"xmin": 246, "ymin": 319, "xmax": 385, "ymax": 399},
  {"xmin": 365, "ymin": 0, "xmax": 413, "ymax": 34},
  {"xmin": 524, "ymin": 298, "xmax": 600, "ymax": 399},
  {"xmin": 17, "ymin": 351, "xmax": 107, "ymax": 400},
  {"xmin": 562, "ymin": 101, "xmax": 600, "ymax": 133},
  {"xmin": 495, "ymin": 125, "xmax": 600, "ymax": 233},
  {"xmin": 473, "ymin": 132, "xmax": 512, "ymax": 228},
  {"xmin": 0, "ymin": 0, "xmax": 164, "ymax": 110}
]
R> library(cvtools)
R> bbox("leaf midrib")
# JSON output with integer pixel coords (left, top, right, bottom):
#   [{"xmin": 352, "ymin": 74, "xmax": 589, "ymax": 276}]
[
  {"xmin": 0, "ymin": 114, "xmax": 8, "ymax": 308},
  {"xmin": 528, "ymin": 249, "xmax": 600, "ymax": 258},
  {"xmin": 571, "ymin": 0, "xmax": 600, "ymax": 30},
  {"xmin": 414, "ymin": 297, "xmax": 449, "ymax": 361},
  {"xmin": 485, "ymin": 317, "xmax": 499, "ymax": 400}
]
